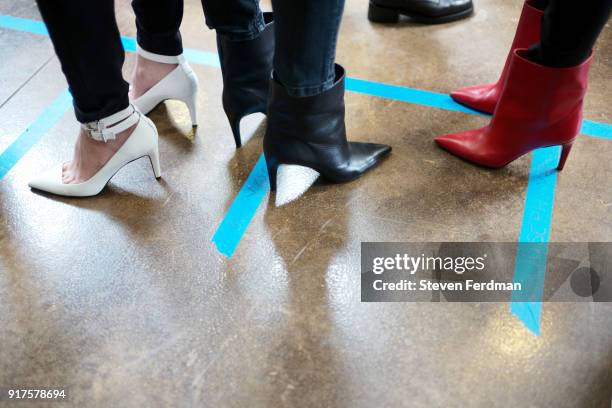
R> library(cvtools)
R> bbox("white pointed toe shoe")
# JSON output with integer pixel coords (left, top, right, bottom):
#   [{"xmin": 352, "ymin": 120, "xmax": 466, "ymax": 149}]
[
  {"xmin": 29, "ymin": 104, "xmax": 161, "ymax": 197},
  {"xmin": 132, "ymin": 46, "xmax": 199, "ymax": 126}
]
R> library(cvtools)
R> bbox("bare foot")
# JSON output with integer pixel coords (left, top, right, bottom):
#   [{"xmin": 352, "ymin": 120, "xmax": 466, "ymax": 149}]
[
  {"xmin": 62, "ymin": 123, "xmax": 137, "ymax": 184},
  {"xmin": 129, "ymin": 55, "xmax": 178, "ymax": 100}
]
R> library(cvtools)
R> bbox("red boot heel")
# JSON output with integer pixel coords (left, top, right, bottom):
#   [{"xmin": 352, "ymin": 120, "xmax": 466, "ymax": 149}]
[{"xmin": 557, "ymin": 141, "xmax": 575, "ymax": 171}]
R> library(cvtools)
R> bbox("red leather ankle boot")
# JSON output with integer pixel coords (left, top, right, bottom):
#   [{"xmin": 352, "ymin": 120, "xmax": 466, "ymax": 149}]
[
  {"xmin": 436, "ymin": 49, "xmax": 592, "ymax": 170},
  {"xmin": 450, "ymin": 0, "xmax": 543, "ymax": 113}
]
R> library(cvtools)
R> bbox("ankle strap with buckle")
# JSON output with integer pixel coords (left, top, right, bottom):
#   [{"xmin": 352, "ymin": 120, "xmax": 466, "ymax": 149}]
[
  {"xmin": 137, "ymin": 45, "xmax": 186, "ymax": 65},
  {"xmin": 82, "ymin": 104, "xmax": 140, "ymax": 142}
]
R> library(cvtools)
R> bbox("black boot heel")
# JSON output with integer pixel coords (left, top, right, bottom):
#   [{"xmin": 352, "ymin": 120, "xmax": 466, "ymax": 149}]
[
  {"xmin": 264, "ymin": 154, "xmax": 279, "ymax": 191},
  {"xmin": 227, "ymin": 114, "xmax": 243, "ymax": 148},
  {"xmin": 217, "ymin": 12, "xmax": 274, "ymax": 149},
  {"xmin": 368, "ymin": 2, "xmax": 400, "ymax": 23}
]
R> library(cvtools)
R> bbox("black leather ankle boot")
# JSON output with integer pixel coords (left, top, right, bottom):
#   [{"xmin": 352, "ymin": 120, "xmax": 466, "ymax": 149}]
[
  {"xmin": 368, "ymin": 0, "xmax": 473, "ymax": 24},
  {"xmin": 217, "ymin": 12, "xmax": 274, "ymax": 148},
  {"xmin": 263, "ymin": 64, "xmax": 391, "ymax": 191}
]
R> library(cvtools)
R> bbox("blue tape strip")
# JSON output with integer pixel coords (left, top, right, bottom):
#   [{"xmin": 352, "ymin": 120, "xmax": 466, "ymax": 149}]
[
  {"xmin": 346, "ymin": 76, "xmax": 612, "ymax": 140},
  {"xmin": 0, "ymin": 14, "xmax": 48, "ymax": 35},
  {"xmin": 510, "ymin": 146, "xmax": 561, "ymax": 335},
  {"xmin": 581, "ymin": 120, "xmax": 612, "ymax": 140},
  {"xmin": 345, "ymin": 77, "xmax": 485, "ymax": 116},
  {"xmin": 211, "ymin": 154, "xmax": 270, "ymax": 257},
  {"xmin": 0, "ymin": 89, "xmax": 72, "ymax": 180}
]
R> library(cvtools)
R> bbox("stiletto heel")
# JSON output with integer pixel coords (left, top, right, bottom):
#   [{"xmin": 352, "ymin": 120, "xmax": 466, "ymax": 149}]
[
  {"xmin": 557, "ymin": 141, "xmax": 574, "ymax": 171},
  {"xmin": 29, "ymin": 105, "xmax": 160, "ymax": 197},
  {"xmin": 132, "ymin": 46, "xmax": 199, "ymax": 127},
  {"xmin": 183, "ymin": 91, "xmax": 198, "ymax": 127},
  {"xmin": 368, "ymin": 2, "xmax": 400, "ymax": 23},
  {"xmin": 264, "ymin": 153, "xmax": 279, "ymax": 192},
  {"xmin": 148, "ymin": 143, "xmax": 162, "ymax": 179},
  {"xmin": 228, "ymin": 116, "xmax": 242, "ymax": 148},
  {"xmin": 217, "ymin": 12, "xmax": 274, "ymax": 149}
]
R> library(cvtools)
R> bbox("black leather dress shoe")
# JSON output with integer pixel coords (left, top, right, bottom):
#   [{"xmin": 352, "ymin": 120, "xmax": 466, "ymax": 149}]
[{"xmin": 368, "ymin": 0, "xmax": 474, "ymax": 24}]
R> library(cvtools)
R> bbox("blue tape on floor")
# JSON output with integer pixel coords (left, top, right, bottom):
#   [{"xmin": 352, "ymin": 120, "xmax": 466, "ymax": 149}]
[
  {"xmin": 510, "ymin": 146, "xmax": 561, "ymax": 335},
  {"xmin": 212, "ymin": 154, "xmax": 270, "ymax": 257},
  {"xmin": 345, "ymin": 77, "xmax": 484, "ymax": 116},
  {"xmin": 0, "ymin": 14, "xmax": 48, "ymax": 35},
  {"xmin": 346, "ymin": 76, "xmax": 612, "ymax": 140},
  {"xmin": 581, "ymin": 120, "xmax": 612, "ymax": 140},
  {"xmin": 0, "ymin": 89, "xmax": 72, "ymax": 180}
]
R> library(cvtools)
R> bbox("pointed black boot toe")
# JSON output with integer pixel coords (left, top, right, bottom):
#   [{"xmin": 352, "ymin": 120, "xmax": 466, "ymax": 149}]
[
  {"xmin": 345, "ymin": 141, "xmax": 392, "ymax": 177},
  {"xmin": 217, "ymin": 12, "xmax": 274, "ymax": 148},
  {"xmin": 264, "ymin": 64, "xmax": 391, "ymax": 192}
]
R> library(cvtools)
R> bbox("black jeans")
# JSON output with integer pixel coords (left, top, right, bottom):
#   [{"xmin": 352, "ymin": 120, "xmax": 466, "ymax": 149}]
[
  {"xmin": 530, "ymin": 0, "xmax": 612, "ymax": 67},
  {"xmin": 35, "ymin": 0, "xmax": 344, "ymax": 122},
  {"xmin": 133, "ymin": 0, "xmax": 266, "ymax": 55},
  {"xmin": 136, "ymin": 0, "xmax": 345, "ymax": 97}
]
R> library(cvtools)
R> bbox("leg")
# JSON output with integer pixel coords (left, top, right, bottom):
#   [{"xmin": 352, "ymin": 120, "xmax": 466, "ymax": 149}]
[
  {"xmin": 435, "ymin": 0, "xmax": 608, "ymax": 169},
  {"xmin": 530, "ymin": 0, "xmax": 612, "ymax": 67},
  {"xmin": 35, "ymin": 0, "xmax": 139, "ymax": 184},
  {"xmin": 204, "ymin": 0, "xmax": 272, "ymax": 147},
  {"xmin": 263, "ymin": 0, "xmax": 391, "ymax": 200},
  {"xmin": 201, "ymin": 0, "xmax": 265, "ymax": 41},
  {"xmin": 271, "ymin": 0, "xmax": 345, "ymax": 97},
  {"xmin": 130, "ymin": 0, "xmax": 184, "ymax": 99},
  {"xmin": 451, "ymin": 0, "xmax": 545, "ymax": 113},
  {"xmin": 36, "ymin": 0, "xmax": 128, "ymax": 122},
  {"xmin": 132, "ymin": 0, "xmax": 183, "ymax": 56}
]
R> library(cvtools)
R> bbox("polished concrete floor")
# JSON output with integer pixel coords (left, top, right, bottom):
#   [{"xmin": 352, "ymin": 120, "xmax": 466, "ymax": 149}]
[{"xmin": 1, "ymin": 0, "xmax": 611, "ymax": 407}]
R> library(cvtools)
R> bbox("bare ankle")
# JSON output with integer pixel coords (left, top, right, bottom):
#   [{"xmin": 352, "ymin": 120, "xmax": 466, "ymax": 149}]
[{"xmin": 130, "ymin": 55, "xmax": 178, "ymax": 99}]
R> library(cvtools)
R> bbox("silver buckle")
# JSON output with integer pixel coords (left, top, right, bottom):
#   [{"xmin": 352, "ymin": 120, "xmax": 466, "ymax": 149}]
[{"xmin": 83, "ymin": 121, "xmax": 113, "ymax": 142}]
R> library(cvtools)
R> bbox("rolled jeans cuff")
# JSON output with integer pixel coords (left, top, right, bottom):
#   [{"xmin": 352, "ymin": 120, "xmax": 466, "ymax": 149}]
[
  {"xmin": 136, "ymin": 30, "xmax": 183, "ymax": 56},
  {"xmin": 281, "ymin": 77, "xmax": 337, "ymax": 98},
  {"xmin": 73, "ymin": 95, "xmax": 130, "ymax": 124}
]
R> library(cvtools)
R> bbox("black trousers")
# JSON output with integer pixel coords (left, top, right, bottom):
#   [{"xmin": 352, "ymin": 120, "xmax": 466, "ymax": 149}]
[
  {"xmin": 35, "ymin": 0, "xmax": 344, "ymax": 123},
  {"xmin": 132, "ymin": 0, "xmax": 266, "ymax": 56},
  {"xmin": 531, "ymin": 0, "xmax": 611, "ymax": 67}
]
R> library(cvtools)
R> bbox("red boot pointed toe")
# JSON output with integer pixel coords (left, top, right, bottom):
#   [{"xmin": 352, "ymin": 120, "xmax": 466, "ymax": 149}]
[
  {"xmin": 438, "ymin": 50, "xmax": 592, "ymax": 170},
  {"xmin": 450, "ymin": 0, "xmax": 543, "ymax": 113},
  {"xmin": 435, "ymin": 127, "xmax": 508, "ymax": 168},
  {"xmin": 434, "ymin": 131, "xmax": 471, "ymax": 155}
]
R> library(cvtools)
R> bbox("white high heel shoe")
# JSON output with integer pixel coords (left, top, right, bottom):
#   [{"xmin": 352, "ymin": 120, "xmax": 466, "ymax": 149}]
[
  {"xmin": 132, "ymin": 46, "xmax": 199, "ymax": 126},
  {"xmin": 28, "ymin": 104, "xmax": 161, "ymax": 197}
]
